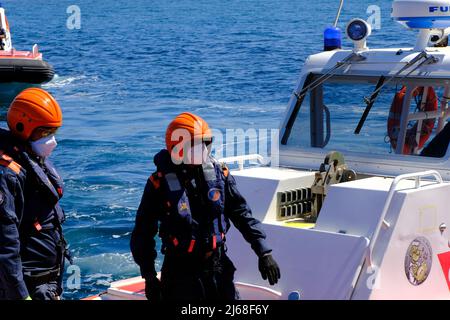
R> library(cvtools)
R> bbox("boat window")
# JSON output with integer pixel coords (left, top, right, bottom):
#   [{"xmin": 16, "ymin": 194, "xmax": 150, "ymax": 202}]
[{"xmin": 287, "ymin": 81, "xmax": 450, "ymax": 158}]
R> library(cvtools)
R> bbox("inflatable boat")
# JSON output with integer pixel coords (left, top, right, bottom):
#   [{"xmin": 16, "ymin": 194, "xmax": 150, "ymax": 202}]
[
  {"xmin": 85, "ymin": 0, "xmax": 450, "ymax": 300},
  {"xmin": 0, "ymin": 5, "xmax": 54, "ymax": 103},
  {"xmin": 0, "ymin": 48, "xmax": 54, "ymax": 84}
]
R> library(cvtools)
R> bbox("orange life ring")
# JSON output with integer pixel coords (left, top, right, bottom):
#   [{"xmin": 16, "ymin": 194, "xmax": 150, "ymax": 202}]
[{"xmin": 387, "ymin": 86, "xmax": 438, "ymax": 154}]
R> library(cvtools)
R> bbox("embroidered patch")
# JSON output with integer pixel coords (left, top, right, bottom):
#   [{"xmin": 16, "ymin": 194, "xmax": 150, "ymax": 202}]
[
  {"xmin": 179, "ymin": 202, "xmax": 188, "ymax": 211},
  {"xmin": 177, "ymin": 196, "xmax": 191, "ymax": 216},
  {"xmin": 208, "ymin": 188, "xmax": 221, "ymax": 202}
]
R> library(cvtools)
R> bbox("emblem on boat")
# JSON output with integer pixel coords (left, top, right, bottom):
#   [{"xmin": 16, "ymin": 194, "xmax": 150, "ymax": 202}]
[{"xmin": 404, "ymin": 237, "xmax": 433, "ymax": 286}]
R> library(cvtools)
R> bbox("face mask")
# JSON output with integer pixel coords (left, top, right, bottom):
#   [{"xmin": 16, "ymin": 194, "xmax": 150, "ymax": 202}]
[{"xmin": 31, "ymin": 134, "xmax": 57, "ymax": 159}]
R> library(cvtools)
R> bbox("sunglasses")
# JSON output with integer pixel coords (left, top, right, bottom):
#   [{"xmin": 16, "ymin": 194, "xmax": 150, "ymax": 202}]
[{"xmin": 35, "ymin": 127, "xmax": 59, "ymax": 138}]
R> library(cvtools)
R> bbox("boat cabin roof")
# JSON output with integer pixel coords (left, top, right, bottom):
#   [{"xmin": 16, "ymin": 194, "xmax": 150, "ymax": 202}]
[{"xmin": 279, "ymin": 47, "xmax": 450, "ymax": 180}]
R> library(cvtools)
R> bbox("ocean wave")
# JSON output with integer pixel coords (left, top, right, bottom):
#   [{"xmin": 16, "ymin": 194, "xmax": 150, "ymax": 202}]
[
  {"xmin": 71, "ymin": 252, "xmax": 139, "ymax": 276},
  {"xmin": 43, "ymin": 74, "xmax": 92, "ymax": 89}
]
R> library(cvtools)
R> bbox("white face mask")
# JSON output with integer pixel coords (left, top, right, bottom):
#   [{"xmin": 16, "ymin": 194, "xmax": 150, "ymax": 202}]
[{"xmin": 31, "ymin": 134, "xmax": 57, "ymax": 159}]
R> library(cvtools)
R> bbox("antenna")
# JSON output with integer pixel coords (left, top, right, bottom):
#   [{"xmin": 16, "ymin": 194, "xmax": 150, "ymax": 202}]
[{"xmin": 333, "ymin": 0, "xmax": 344, "ymax": 28}]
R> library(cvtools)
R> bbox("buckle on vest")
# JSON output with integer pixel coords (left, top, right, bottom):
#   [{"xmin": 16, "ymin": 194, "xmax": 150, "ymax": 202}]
[
  {"xmin": 34, "ymin": 221, "xmax": 42, "ymax": 232},
  {"xmin": 187, "ymin": 239, "xmax": 196, "ymax": 253},
  {"xmin": 212, "ymin": 234, "xmax": 217, "ymax": 250}
]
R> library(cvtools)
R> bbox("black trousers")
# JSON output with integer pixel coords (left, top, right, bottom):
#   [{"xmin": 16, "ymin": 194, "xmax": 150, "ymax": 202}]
[{"xmin": 161, "ymin": 249, "xmax": 239, "ymax": 301}]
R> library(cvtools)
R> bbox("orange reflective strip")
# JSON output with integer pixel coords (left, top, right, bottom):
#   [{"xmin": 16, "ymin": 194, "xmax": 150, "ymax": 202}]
[
  {"xmin": 188, "ymin": 239, "xmax": 196, "ymax": 253},
  {"xmin": 0, "ymin": 151, "xmax": 22, "ymax": 174},
  {"xmin": 7, "ymin": 162, "xmax": 21, "ymax": 174},
  {"xmin": 149, "ymin": 175, "xmax": 160, "ymax": 189},
  {"xmin": 212, "ymin": 235, "xmax": 217, "ymax": 250},
  {"xmin": 0, "ymin": 159, "xmax": 21, "ymax": 174}
]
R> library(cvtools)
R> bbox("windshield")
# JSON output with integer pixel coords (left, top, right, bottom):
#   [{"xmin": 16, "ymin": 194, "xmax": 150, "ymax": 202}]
[{"xmin": 286, "ymin": 78, "xmax": 449, "ymax": 158}]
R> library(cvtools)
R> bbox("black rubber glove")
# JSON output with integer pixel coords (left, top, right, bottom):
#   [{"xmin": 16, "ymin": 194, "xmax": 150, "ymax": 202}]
[
  {"xmin": 258, "ymin": 253, "xmax": 281, "ymax": 286},
  {"xmin": 145, "ymin": 276, "xmax": 162, "ymax": 301}
]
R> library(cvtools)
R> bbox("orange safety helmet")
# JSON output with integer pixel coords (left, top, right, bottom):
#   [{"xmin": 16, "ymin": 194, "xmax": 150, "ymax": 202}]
[
  {"xmin": 7, "ymin": 88, "xmax": 62, "ymax": 141},
  {"xmin": 165, "ymin": 112, "xmax": 212, "ymax": 152}
]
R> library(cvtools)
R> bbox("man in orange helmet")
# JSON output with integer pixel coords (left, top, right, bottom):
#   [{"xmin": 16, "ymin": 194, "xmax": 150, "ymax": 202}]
[
  {"xmin": 0, "ymin": 88, "xmax": 69, "ymax": 300},
  {"xmin": 131, "ymin": 112, "xmax": 280, "ymax": 301}
]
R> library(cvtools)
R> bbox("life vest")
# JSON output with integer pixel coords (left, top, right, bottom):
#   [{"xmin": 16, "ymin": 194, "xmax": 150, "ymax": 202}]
[
  {"xmin": 388, "ymin": 86, "xmax": 438, "ymax": 154},
  {"xmin": 149, "ymin": 149, "xmax": 229, "ymax": 254},
  {"xmin": 0, "ymin": 133, "xmax": 69, "ymax": 273}
]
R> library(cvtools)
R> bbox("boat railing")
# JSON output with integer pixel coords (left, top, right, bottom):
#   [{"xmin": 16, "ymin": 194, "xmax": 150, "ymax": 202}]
[
  {"xmin": 218, "ymin": 154, "xmax": 265, "ymax": 170},
  {"xmin": 367, "ymin": 170, "xmax": 444, "ymax": 268},
  {"xmin": 32, "ymin": 44, "xmax": 39, "ymax": 57}
]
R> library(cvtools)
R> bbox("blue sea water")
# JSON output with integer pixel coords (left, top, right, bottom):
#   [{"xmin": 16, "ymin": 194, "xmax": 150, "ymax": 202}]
[{"xmin": 0, "ymin": 0, "xmax": 418, "ymax": 299}]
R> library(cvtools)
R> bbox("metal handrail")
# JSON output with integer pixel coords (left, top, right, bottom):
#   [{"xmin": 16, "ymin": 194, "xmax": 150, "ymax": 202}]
[
  {"xmin": 218, "ymin": 154, "xmax": 265, "ymax": 170},
  {"xmin": 367, "ymin": 170, "xmax": 443, "ymax": 267}
]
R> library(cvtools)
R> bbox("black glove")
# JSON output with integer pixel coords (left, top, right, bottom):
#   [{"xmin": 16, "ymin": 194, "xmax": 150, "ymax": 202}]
[
  {"xmin": 258, "ymin": 253, "xmax": 281, "ymax": 286},
  {"xmin": 145, "ymin": 276, "xmax": 162, "ymax": 301}
]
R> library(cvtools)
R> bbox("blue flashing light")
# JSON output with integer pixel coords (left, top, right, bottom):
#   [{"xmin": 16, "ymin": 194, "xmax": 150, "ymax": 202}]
[{"xmin": 324, "ymin": 26, "xmax": 342, "ymax": 51}]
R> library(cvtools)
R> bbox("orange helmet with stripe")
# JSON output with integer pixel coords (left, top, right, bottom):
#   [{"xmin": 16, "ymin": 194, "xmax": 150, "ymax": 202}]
[
  {"xmin": 7, "ymin": 88, "xmax": 62, "ymax": 141},
  {"xmin": 165, "ymin": 112, "xmax": 212, "ymax": 152}
]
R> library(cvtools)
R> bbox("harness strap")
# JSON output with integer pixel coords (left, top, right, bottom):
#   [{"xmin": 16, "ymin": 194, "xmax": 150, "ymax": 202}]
[
  {"xmin": 187, "ymin": 239, "xmax": 196, "ymax": 253},
  {"xmin": 212, "ymin": 234, "xmax": 217, "ymax": 250},
  {"xmin": 23, "ymin": 267, "xmax": 61, "ymax": 287}
]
